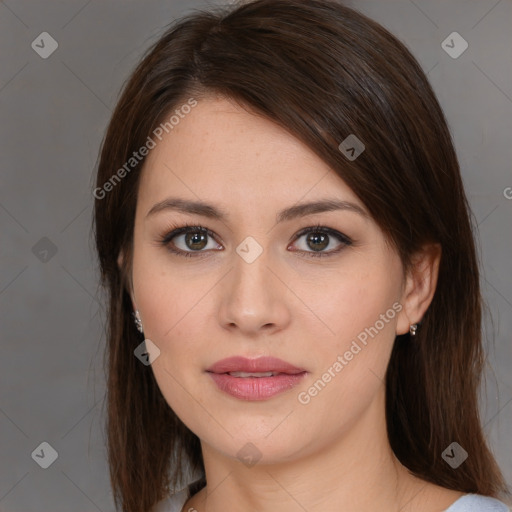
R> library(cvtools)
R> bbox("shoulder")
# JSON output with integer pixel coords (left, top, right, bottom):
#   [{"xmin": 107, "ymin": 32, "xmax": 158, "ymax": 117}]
[
  {"xmin": 445, "ymin": 494, "xmax": 510, "ymax": 512},
  {"xmin": 152, "ymin": 488, "xmax": 189, "ymax": 512}
]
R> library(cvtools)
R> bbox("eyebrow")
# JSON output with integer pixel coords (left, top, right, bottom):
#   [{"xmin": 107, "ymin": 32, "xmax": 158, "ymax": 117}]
[{"xmin": 146, "ymin": 197, "xmax": 368, "ymax": 223}]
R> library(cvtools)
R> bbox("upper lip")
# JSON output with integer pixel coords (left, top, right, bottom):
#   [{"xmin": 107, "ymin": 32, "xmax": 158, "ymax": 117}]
[{"xmin": 207, "ymin": 356, "xmax": 305, "ymax": 374}]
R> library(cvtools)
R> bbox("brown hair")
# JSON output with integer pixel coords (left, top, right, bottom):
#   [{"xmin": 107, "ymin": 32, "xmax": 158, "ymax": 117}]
[{"xmin": 93, "ymin": 1, "xmax": 508, "ymax": 510}]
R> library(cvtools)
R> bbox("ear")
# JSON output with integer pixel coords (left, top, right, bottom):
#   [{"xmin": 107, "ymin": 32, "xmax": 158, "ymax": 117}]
[
  {"xmin": 118, "ymin": 250, "xmax": 136, "ymax": 310},
  {"xmin": 396, "ymin": 243, "xmax": 441, "ymax": 335}
]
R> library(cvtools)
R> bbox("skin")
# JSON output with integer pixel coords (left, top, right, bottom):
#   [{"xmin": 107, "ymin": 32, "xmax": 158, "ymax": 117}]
[{"xmin": 125, "ymin": 96, "xmax": 462, "ymax": 511}]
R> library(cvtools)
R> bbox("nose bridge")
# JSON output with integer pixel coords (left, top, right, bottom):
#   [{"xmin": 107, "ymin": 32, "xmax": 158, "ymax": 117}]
[{"xmin": 217, "ymin": 238, "xmax": 289, "ymax": 334}]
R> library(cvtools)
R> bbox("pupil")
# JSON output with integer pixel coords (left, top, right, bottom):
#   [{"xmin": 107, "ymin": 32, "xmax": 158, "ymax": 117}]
[
  {"xmin": 186, "ymin": 232, "xmax": 207, "ymax": 250},
  {"xmin": 308, "ymin": 232, "xmax": 328, "ymax": 251}
]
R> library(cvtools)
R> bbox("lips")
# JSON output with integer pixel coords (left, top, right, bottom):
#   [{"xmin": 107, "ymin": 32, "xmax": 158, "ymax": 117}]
[
  {"xmin": 206, "ymin": 356, "xmax": 307, "ymax": 401},
  {"xmin": 207, "ymin": 356, "xmax": 305, "ymax": 374}
]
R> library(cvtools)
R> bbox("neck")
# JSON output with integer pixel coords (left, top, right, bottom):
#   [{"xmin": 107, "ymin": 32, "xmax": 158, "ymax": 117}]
[{"xmin": 187, "ymin": 386, "xmax": 435, "ymax": 512}]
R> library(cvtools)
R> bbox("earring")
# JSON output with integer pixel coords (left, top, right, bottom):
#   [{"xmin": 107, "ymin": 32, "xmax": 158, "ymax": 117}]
[
  {"xmin": 409, "ymin": 323, "xmax": 418, "ymax": 336},
  {"xmin": 133, "ymin": 310, "xmax": 143, "ymax": 333}
]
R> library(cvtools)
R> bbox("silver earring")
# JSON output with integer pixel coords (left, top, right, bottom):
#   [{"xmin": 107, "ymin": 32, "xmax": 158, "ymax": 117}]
[
  {"xmin": 409, "ymin": 323, "xmax": 418, "ymax": 336},
  {"xmin": 133, "ymin": 310, "xmax": 143, "ymax": 333}
]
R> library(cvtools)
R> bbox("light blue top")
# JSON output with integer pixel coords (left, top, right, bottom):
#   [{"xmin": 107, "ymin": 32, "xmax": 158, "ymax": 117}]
[
  {"xmin": 445, "ymin": 494, "xmax": 510, "ymax": 511},
  {"xmin": 154, "ymin": 490, "xmax": 510, "ymax": 512}
]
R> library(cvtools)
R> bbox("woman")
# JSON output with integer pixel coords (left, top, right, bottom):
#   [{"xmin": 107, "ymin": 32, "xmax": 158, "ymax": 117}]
[{"xmin": 93, "ymin": 1, "xmax": 510, "ymax": 511}]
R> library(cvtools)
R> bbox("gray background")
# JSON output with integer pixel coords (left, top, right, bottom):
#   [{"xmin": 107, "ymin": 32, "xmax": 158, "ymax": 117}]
[{"xmin": 1, "ymin": 0, "xmax": 511, "ymax": 510}]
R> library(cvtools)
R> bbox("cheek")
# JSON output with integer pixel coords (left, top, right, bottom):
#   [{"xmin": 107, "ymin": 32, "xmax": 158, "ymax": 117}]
[
  {"xmin": 293, "ymin": 262, "xmax": 402, "ymax": 354},
  {"xmin": 131, "ymin": 244, "xmax": 211, "ymax": 343}
]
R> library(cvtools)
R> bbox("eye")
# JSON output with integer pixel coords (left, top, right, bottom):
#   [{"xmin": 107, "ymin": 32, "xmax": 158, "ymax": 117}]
[
  {"xmin": 158, "ymin": 223, "xmax": 222, "ymax": 257},
  {"xmin": 289, "ymin": 224, "xmax": 352, "ymax": 258}
]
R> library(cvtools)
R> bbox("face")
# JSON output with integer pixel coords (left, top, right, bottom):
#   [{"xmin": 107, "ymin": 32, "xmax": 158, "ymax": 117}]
[{"xmin": 129, "ymin": 95, "xmax": 410, "ymax": 465}]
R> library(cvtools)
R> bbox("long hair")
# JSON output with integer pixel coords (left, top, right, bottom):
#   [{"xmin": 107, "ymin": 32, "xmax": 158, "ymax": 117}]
[{"xmin": 93, "ymin": 1, "xmax": 508, "ymax": 510}]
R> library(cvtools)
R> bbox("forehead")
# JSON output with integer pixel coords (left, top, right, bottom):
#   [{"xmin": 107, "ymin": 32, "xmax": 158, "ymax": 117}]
[{"xmin": 137, "ymin": 96, "xmax": 362, "ymax": 213}]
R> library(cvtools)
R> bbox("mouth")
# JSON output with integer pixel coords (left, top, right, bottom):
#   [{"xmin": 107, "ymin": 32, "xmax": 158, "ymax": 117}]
[
  {"xmin": 226, "ymin": 371, "xmax": 283, "ymax": 377},
  {"xmin": 206, "ymin": 356, "xmax": 307, "ymax": 401}
]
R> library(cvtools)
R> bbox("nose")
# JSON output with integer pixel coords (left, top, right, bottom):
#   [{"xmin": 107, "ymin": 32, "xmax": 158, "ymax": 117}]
[{"xmin": 217, "ymin": 247, "xmax": 291, "ymax": 337}]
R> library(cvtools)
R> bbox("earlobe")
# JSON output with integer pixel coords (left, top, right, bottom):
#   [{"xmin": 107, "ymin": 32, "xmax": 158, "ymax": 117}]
[{"xmin": 396, "ymin": 243, "xmax": 441, "ymax": 336}]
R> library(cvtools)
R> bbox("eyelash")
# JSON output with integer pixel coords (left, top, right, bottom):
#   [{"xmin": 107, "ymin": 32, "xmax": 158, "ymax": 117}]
[{"xmin": 157, "ymin": 222, "xmax": 353, "ymax": 259}]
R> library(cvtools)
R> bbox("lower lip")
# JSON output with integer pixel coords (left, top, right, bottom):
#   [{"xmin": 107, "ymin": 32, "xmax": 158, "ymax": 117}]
[{"xmin": 208, "ymin": 372, "xmax": 307, "ymax": 401}]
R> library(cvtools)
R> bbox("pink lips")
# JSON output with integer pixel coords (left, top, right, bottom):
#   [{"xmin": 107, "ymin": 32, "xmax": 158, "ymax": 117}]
[{"xmin": 206, "ymin": 356, "xmax": 307, "ymax": 401}]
